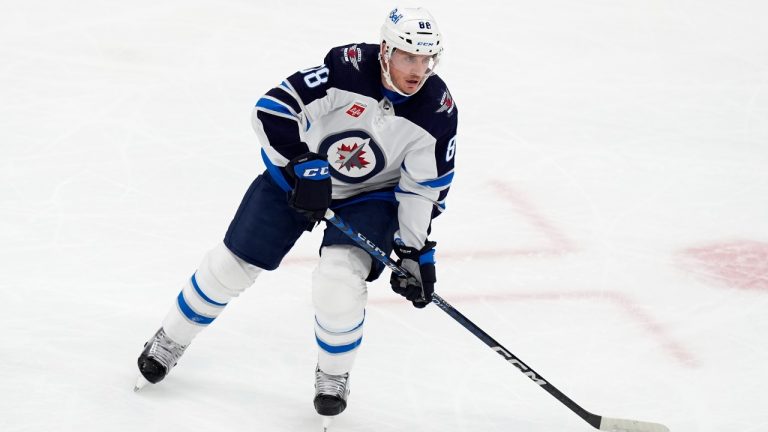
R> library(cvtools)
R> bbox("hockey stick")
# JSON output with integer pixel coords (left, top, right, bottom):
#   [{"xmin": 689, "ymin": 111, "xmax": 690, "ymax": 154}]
[{"xmin": 323, "ymin": 209, "xmax": 669, "ymax": 432}]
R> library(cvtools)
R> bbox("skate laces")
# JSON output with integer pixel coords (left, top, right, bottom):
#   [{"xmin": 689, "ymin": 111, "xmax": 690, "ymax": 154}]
[
  {"xmin": 147, "ymin": 329, "xmax": 187, "ymax": 369},
  {"xmin": 315, "ymin": 368, "xmax": 350, "ymax": 398}
]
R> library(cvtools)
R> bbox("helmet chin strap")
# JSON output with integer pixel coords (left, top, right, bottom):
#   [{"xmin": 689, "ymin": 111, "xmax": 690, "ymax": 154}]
[{"xmin": 380, "ymin": 47, "xmax": 430, "ymax": 97}]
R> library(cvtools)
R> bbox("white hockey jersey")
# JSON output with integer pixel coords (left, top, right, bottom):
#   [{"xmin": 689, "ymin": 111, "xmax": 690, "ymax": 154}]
[{"xmin": 252, "ymin": 43, "xmax": 457, "ymax": 248}]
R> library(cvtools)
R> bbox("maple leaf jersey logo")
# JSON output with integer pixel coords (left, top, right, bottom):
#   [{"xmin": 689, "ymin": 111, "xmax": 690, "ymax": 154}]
[
  {"xmin": 436, "ymin": 89, "xmax": 455, "ymax": 116},
  {"xmin": 334, "ymin": 142, "xmax": 370, "ymax": 171},
  {"xmin": 341, "ymin": 45, "xmax": 363, "ymax": 71}
]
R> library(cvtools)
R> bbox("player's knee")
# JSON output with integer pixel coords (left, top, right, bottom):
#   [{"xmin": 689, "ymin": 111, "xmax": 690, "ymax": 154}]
[
  {"xmin": 312, "ymin": 246, "xmax": 370, "ymax": 322},
  {"xmin": 197, "ymin": 242, "xmax": 262, "ymax": 300}
]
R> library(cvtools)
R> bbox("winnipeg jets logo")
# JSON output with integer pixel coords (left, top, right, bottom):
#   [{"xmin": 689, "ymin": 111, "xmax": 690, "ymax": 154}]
[
  {"xmin": 436, "ymin": 89, "xmax": 455, "ymax": 115},
  {"xmin": 335, "ymin": 142, "xmax": 370, "ymax": 171},
  {"xmin": 342, "ymin": 45, "xmax": 363, "ymax": 71},
  {"xmin": 318, "ymin": 131, "xmax": 385, "ymax": 183}
]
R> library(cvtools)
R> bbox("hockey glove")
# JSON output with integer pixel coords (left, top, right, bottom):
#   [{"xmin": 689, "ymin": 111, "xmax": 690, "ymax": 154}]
[
  {"xmin": 390, "ymin": 240, "xmax": 437, "ymax": 308},
  {"xmin": 285, "ymin": 152, "xmax": 332, "ymax": 222}
]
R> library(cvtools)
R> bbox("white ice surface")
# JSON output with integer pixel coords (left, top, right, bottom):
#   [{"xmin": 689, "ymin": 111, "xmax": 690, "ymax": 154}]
[{"xmin": 2, "ymin": 1, "xmax": 768, "ymax": 431}]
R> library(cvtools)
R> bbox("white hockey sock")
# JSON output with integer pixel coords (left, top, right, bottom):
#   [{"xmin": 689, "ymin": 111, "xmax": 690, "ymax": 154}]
[
  {"xmin": 312, "ymin": 245, "xmax": 371, "ymax": 376},
  {"xmin": 315, "ymin": 312, "xmax": 365, "ymax": 376},
  {"xmin": 161, "ymin": 242, "xmax": 261, "ymax": 346},
  {"xmin": 161, "ymin": 274, "xmax": 227, "ymax": 346}
]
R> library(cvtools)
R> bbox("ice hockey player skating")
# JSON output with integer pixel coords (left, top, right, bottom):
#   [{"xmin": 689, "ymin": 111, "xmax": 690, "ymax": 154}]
[{"xmin": 134, "ymin": 5, "xmax": 457, "ymax": 427}]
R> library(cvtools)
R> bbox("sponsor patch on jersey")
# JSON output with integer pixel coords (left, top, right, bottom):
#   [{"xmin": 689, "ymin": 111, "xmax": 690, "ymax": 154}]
[
  {"xmin": 318, "ymin": 130, "xmax": 386, "ymax": 183},
  {"xmin": 345, "ymin": 102, "xmax": 367, "ymax": 118},
  {"xmin": 436, "ymin": 89, "xmax": 455, "ymax": 116},
  {"xmin": 341, "ymin": 45, "xmax": 363, "ymax": 71}
]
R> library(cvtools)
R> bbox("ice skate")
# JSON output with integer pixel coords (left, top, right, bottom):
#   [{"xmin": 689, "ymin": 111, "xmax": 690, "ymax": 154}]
[
  {"xmin": 134, "ymin": 375, "xmax": 151, "ymax": 392},
  {"xmin": 134, "ymin": 327, "xmax": 188, "ymax": 390},
  {"xmin": 314, "ymin": 366, "xmax": 351, "ymax": 417}
]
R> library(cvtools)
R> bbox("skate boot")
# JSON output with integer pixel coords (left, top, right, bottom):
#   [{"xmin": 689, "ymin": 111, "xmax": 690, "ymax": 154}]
[
  {"xmin": 134, "ymin": 327, "xmax": 188, "ymax": 391},
  {"xmin": 313, "ymin": 365, "xmax": 351, "ymax": 416}
]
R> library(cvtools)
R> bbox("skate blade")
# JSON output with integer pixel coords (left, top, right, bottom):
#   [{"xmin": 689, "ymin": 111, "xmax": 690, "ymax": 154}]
[
  {"xmin": 134, "ymin": 376, "xmax": 150, "ymax": 392},
  {"xmin": 321, "ymin": 415, "xmax": 334, "ymax": 431}
]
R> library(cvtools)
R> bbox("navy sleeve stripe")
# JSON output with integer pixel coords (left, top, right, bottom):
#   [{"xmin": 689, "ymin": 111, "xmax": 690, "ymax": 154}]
[
  {"xmin": 433, "ymin": 187, "xmax": 450, "ymax": 216},
  {"xmin": 255, "ymin": 97, "xmax": 298, "ymax": 121},
  {"xmin": 266, "ymin": 87, "xmax": 302, "ymax": 114},
  {"xmin": 255, "ymin": 111, "xmax": 308, "ymax": 160}
]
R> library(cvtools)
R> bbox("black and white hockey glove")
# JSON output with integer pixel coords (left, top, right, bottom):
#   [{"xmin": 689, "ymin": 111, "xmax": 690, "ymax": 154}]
[
  {"xmin": 390, "ymin": 240, "xmax": 437, "ymax": 309},
  {"xmin": 285, "ymin": 152, "xmax": 332, "ymax": 222}
]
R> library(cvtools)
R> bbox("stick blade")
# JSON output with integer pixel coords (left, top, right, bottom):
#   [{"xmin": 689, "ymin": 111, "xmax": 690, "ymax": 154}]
[{"xmin": 599, "ymin": 417, "xmax": 670, "ymax": 432}]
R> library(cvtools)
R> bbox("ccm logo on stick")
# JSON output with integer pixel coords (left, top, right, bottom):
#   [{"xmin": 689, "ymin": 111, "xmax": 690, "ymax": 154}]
[
  {"xmin": 493, "ymin": 346, "xmax": 548, "ymax": 385},
  {"xmin": 357, "ymin": 233, "xmax": 387, "ymax": 257}
]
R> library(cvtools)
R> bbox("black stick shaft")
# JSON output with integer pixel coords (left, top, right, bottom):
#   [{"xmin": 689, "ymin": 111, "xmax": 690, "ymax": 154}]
[
  {"xmin": 324, "ymin": 210, "xmax": 602, "ymax": 429},
  {"xmin": 430, "ymin": 293, "xmax": 601, "ymax": 428}
]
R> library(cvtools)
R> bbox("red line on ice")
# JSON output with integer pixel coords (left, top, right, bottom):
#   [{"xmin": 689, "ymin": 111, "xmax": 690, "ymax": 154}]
[
  {"xmin": 369, "ymin": 290, "xmax": 698, "ymax": 368},
  {"xmin": 279, "ymin": 181, "xmax": 697, "ymax": 365},
  {"xmin": 282, "ymin": 179, "xmax": 578, "ymax": 266},
  {"xmin": 489, "ymin": 180, "xmax": 577, "ymax": 254},
  {"xmin": 681, "ymin": 240, "xmax": 768, "ymax": 291}
]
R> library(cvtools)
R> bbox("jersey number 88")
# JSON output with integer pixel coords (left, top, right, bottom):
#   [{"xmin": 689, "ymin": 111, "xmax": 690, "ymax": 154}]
[
  {"xmin": 445, "ymin": 136, "xmax": 456, "ymax": 162},
  {"xmin": 301, "ymin": 66, "xmax": 330, "ymax": 88}
]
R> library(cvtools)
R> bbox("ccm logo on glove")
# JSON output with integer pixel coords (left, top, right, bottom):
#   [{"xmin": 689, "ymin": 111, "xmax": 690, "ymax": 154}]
[
  {"xmin": 294, "ymin": 160, "xmax": 330, "ymax": 179},
  {"xmin": 302, "ymin": 167, "xmax": 330, "ymax": 177},
  {"xmin": 286, "ymin": 152, "xmax": 333, "ymax": 223},
  {"xmin": 390, "ymin": 240, "xmax": 437, "ymax": 308}
]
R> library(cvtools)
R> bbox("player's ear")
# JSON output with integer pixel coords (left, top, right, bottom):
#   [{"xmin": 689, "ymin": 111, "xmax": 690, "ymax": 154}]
[{"xmin": 379, "ymin": 42, "xmax": 389, "ymax": 67}]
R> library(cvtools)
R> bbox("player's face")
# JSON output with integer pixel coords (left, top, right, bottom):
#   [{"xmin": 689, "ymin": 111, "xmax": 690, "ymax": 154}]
[{"xmin": 386, "ymin": 49, "xmax": 437, "ymax": 94}]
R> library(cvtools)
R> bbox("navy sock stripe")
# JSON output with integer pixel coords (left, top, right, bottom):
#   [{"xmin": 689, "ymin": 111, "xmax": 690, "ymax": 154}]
[
  {"xmin": 177, "ymin": 291, "xmax": 216, "ymax": 325},
  {"xmin": 314, "ymin": 310, "xmax": 365, "ymax": 335},
  {"xmin": 315, "ymin": 335, "xmax": 363, "ymax": 354},
  {"xmin": 191, "ymin": 273, "xmax": 228, "ymax": 307}
]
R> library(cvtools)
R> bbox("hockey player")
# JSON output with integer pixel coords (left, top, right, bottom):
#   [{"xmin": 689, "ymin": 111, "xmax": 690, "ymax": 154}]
[{"xmin": 136, "ymin": 6, "xmax": 458, "ymax": 420}]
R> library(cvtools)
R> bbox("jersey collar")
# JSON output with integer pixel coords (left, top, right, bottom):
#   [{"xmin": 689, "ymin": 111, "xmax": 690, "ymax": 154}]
[{"xmin": 381, "ymin": 86, "xmax": 410, "ymax": 105}]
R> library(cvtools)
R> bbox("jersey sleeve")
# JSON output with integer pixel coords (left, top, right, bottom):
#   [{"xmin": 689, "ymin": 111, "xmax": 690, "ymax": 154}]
[
  {"xmin": 395, "ymin": 111, "xmax": 458, "ymax": 248},
  {"xmin": 251, "ymin": 50, "xmax": 337, "ymax": 179}
]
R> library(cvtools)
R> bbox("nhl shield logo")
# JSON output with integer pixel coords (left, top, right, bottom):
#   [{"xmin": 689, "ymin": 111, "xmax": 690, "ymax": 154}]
[
  {"xmin": 436, "ymin": 89, "xmax": 455, "ymax": 115},
  {"xmin": 318, "ymin": 130, "xmax": 385, "ymax": 183},
  {"xmin": 342, "ymin": 45, "xmax": 363, "ymax": 71}
]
